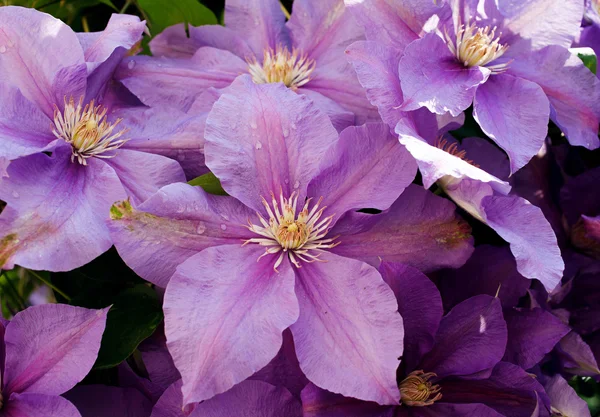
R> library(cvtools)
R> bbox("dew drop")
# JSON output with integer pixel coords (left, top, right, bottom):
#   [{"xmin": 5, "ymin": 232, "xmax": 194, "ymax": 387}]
[
  {"xmin": 291, "ymin": 122, "xmax": 297, "ymax": 130},
  {"xmin": 196, "ymin": 222, "xmax": 206, "ymax": 234},
  {"xmin": 127, "ymin": 60, "xmax": 136, "ymax": 69},
  {"xmin": 282, "ymin": 128, "xmax": 289, "ymax": 138},
  {"xmin": 11, "ymin": 190, "xmax": 19, "ymax": 198},
  {"xmin": 220, "ymin": 224, "xmax": 227, "ymax": 231},
  {"xmin": 220, "ymin": 214, "xmax": 230, "ymax": 221},
  {"xmin": 177, "ymin": 205, "xmax": 185, "ymax": 213},
  {"xmin": 255, "ymin": 141, "xmax": 262, "ymax": 150},
  {"xmin": 0, "ymin": 46, "xmax": 6, "ymax": 53},
  {"xmin": 284, "ymin": 179, "xmax": 289, "ymax": 185},
  {"xmin": 293, "ymin": 181, "xmax": 300, "ymax": 189},
  {"xmin": 250, "ymin": 120, "xmax": 258, "ymax": 129}
]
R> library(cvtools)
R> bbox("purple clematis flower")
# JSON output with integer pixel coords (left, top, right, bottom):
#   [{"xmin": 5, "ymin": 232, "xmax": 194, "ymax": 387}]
[
  {"xmin": 108, "ymin": 75, "xmax": 474, "ymax": 406},
  {"xmin": 346, "ymin": 0, "xmax": 600, "ymax": 172},
  {"xmin": 0, "ymin": 304, "xmax": 108, "ymax": 417},
  {"xmin": 0, "ymin": 7, "xmax": 206, "ymax": 271},
  {"xmin": 302, "ymin": 262, "xmax": 547, "ymax": 417},
  {"xmin": 116, "ymin": 0, "xmax": 378, "ymax": 130}
]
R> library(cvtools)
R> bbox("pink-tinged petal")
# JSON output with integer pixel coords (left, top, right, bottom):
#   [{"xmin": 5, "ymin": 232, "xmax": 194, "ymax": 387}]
[
  {"xmin": 473, "ymin": 73, "xmax": 550, "ymax": 173},
  {"xmin": 164, "ymin": 244, "xmax": 299, "ymax": 405},
  {"xmin": 189, "ymin": 380, "xmax": 302, "ymax": 417},
  {"xmin": 116, "ymin": 48, "xmax": 247, "ymax": 111},
  {"xmin": 499, "ymin": 0, "xmax": 584, "ymax": 51},
  {"xmin": 545, "ymin": 375, "xmax": 592, "ymax": 417},
  {"xmin": 224, "ymin": 0, "xmax": 289, "ymax": 56},
  {"xmin": 105, "ymin": 149, "xmax": 185, "ymax": 205},
  {"xmin": 398, "ymin": 33, "xmax": 489, "ymax": 117},
  {"xmin": 109, "ymin": 183, "xmax": 255, "ymax": 288},
  {"xmin": 250, "ymin": 329, "xmax": 308, "ymax": 398},
  {"xmin": 291, "ymin": 253, "xmax": 402, "ymax": 405},
  {"xmin": 301, "ymin": 383, "xmax": 393, "ymax": 417},
  {"xmin": 556, "ymin": 331, "xmax": 600, "ymax": 376},
  {"xmin": 345, "ymin": 40, "xmax": 405, "ymax": 129},
  {"xmin": 0, "ymin": 83, "xmax": 57, "ymax": 160},
  {"xmin": 296, "ymin": 88, "xmax": 355, "ymax": 132},
  {"xmin": 379, "ymin": 262, "xmax": 443, "ymax": 372},
  {"xmin": 205, "ymin": 75, "xmax": 338, "ymax": 212},
  {"xmin": 509, "ymin": 45, "xmax": 600, "ymax": 150},
  {"xmin": 395, "ymin": 119, "xmax": 511, "ymax": 192},
  {"xmin": 437, "ymin": 245, "xmax": 531, "ymax": 310},
  {"xmin": 503, "ymin": 308, "xmax": 570, "ymax": 370},
  {"xmin": 65, "ymin": 385, "xmax": 153, "ymax": 417},
  {"xmin": 150, "ymin": 380, "xmax": 185, "ymax": 417},
  {"xmin": 420, "ymin": 295, "xmax": 506, "ymax": 378},
  {"xmin": 4, "ymin": 304, "xmax": 108, "ymax": 396},
  {"xmin": 0, "ymin": 7, "xmax": 86, "ymax": 118},
  {"xmin": 309, "ymin": 123, "xmax": 416, "ymax": 221},
  {"xmin": 482, "ymin": 194, "xmax": 564, "ymax": 291},
  {"xmin": 332, "ymin": 185, "xmax": 474, "ymax": 272},
  {"xmin": 0, "ymin": 148, "xmax": 126, "ymax": 271},
  {"xmin": 3, "ymin": 393, "xmax": 81, "ymax": 417},
  {"xmin": 150, "ymin": 24, "xmax": 253, "ymax": 58}
]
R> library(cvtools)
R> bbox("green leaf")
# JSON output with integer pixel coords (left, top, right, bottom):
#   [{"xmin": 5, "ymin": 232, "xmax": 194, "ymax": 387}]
[
  {"xmin": 188, "ymin": 172, "xmax": 228, "ymax": 195},
  {"xmin": 136, "ymin": 0, "xmax": 218, "ymax": 37},
  {"xmin": 572, "ymin": 47, "xmax": 598, "ymax": 75},
  {"xmin": 93, "ymin": 285, "xmax": 163, "ymax": 370}
]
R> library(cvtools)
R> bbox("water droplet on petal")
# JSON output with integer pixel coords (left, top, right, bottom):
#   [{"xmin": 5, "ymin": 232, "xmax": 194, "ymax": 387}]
[
  {"xmin": 291, "ymin": 122, "xmax": 297, "ymax": 130},
  {"xmin": 220, "ymin": 214, "xmax": 230, "ymax": 221},
  {"xmin": 11, "ymin": 190, "xmax": 19, "ymax": 198},
  {"xmin": 293, "ymin": 181, "xmax": 300, "ymax": 189},
  {"xmin": 282, "ymin": 128, "xmax": 289, "ymax": 138},
  {"xmin": 284, "ymin": 179, "xmax": 289, "ymax": 185},
  {"xmin": 220, "ymin": 224, "xmax": 227, "ymax": 231},
  {"xmin": 127, "ymin": 60, "xmax": 136, "ymax": 69},
  {"xmin": 196, "ymin": 222, "xmax": 206, "ymax": 234},
  {"xmin": 250, "ymin": 120, "xmax": 258, "ymax": 129},
  {"xmin": 0, "ymin": 46, "xmax": 7, "ymax": 53},
  {"xmin": 255, "ymin": 141, "xmax": 262, "ymax": 150},
  {"xmin": 177, "ymin": 205, "xmax": 185, "ymax": 213}
]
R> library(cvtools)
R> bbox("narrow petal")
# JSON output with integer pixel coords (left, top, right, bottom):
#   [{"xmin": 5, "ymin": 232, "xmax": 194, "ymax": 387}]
[
  {"xmin": 291, "ymin": 253, "xmax": 402, "ymax": 405},
  {"xmin": 503, "ymin": 308, "xmax": 570, "ymax": 370},
  {"xmin": 65, "ymin": 385, "xmax": 153, "ymax": 417},
  {"xmin": 332, "ymin": 184, "xmax": 474, "ymax": 272},
  {"xmin": 105, "ymin": 149, "xmax": 185, "ymax": 205},
  {"xmin": 189, "ymin": 380, "xmax": 302, "ymax": 417},
  {"xmin": 150, "ymin": 380, "xmax": 184, "ymax": 417},
  {"xmin": 205, "ymin": 75, "xmax": 338, "ymax": 212},
  {"xmin": 109, "ymin": 183, "xmax": 255, "ymax": 288},
  {"xmin": 3, "ymin": 393, "xmax": 81, "ymax": 417},
  {"xmin": 164, "ymin": 244, "xmax": 299, "ymax": 405},
  {"xmin": 509, "ymin": 45, "xmax": 600, "ymax": 150},
  {"xmin": 4, "ymin": 304, "xmax": 108, "ymax": 396},
  {"xmin": 545, "ymin": 375, "xmax": 592, "ymax": 417},
  {"xmin": 116, "ymin": 48, "xmax": 247, "ymax": 111},
  {"xmin": 301, "ymin": 383, "xmax": 394, "ymax": 417},
  {"xmin": 308, "ymin": 123, "xmax": 417, "ymax": 221},
  {"xmin": 398, "ymin": 33, "xmax": 489, "ymax": 117},
  {"xmin": 379, "ymin": 262, "xmax": 442, "ymax": 372},
  {"xmin": 420, "ymin": 295, "xmax": 507, "ymax": 378},
  {"xmin": 0, "ymin": 148, "xmax": 126, "ymax": 271},
  {"xmin": 482, "ymin": 194, "xmax": 564, "ymax": 291},
  {"xmin": 224, "ymin": 0, "xmax": 289, "ymax": 56},
  {"xmin": 0, "ymin": 6, "xmax": 86, "ymax": 118}
]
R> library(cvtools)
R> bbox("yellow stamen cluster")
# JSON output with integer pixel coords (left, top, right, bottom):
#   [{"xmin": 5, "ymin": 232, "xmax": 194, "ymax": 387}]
[
  {"xmin": 244, "ymin": 191, "xmax": 339, "ymax": 270},
  {"xmin": 247, "ymin": 46, "xmax": 316, "ymax": 89},
  {"xmin": 445, "ymin": 21, "xmax": 510, "ymax": 73},
  {"xmin": 52, "ymin": 97, "xmax": 128, "ymax": 165},
  {"xmin": 399, "ymin": 370, "xmax": 442, "ymax": 407}
]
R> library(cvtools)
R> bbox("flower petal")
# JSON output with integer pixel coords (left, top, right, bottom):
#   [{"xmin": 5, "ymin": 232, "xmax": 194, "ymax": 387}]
[
  {"xmin": 0, "ymin": 6, "xmax": 86, "ymax": 118},
  {"xmin": 308, "ymin": 123, "xmax": 416, "ymax": 221},
  {"xmin": 189, "ymin": 380, "xmax": 302, "ymax": 417},
  {"xmin": 0, "ymin": 147, "xmax": 126, "ymax": 271},
  {"xmin": 164, "ymin": 244, "xmax": 299, "ymax": 405},
  {"xmin": 291, "ymin": 253, "xmax": 402, "ymax": 405},
  {"xmin": 379, "ymin": 262, "xmax": 443, "ymax": 372},
  {"xmin": 65, "ymin": 385, "xmax": 153, "ymax": 417},
  {"xmin": 205, "ymin": 75, "xmax": 338, "ymax": 212},
  {"xmin": 296, "ymin": 88, "xmax": 355, "ymax": 132},
  {"xmin": 4, "ymin": 304, "xmax": 108, "ymax": 396},
  {"xmin": 301, "ymin": 383, "xmax": 394, "ymax": 417},
  {"xmin": 332, "ymin": 184, "xmax": 474, "ymax": 272},
  {"xmin": 150, "ymin": 380, "xmax": 184, "ymax": 417},
  {"xmin": 420, "ymin": 295, "xmax": 507, "ymax": 378},
  {"xmin": 545, "ymin": 375, "xmax": 592, "ymax": 417},
  {"xmin": 109, "ymin": 183, "xmax": 255, "ymax": 288},
  {"xmin": 557, "ymin": 331, "xmax": 600, "ymax": 376},
  {"xmin": 3, "ymin": 393, "xmax": 81, "ymax": 417}
]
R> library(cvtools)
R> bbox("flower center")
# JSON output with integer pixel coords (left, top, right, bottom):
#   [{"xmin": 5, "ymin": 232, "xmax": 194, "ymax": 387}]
[
  {"xmin": 399, "ymin": 370, "xmax": 442, "ymax": 407},
  {"xmin": 247, "ymin": 46, "xmax": 316, "ymax": 89},
  {"xmin": 445, "ymin": 21, "xmax": 509, "ymax": 73},
  {"xmin": 244, "ymin": 191, "xmax": 339, "ymax": 271},
  {"xmin": 52, "ymin": 97, "xmax": 128, "ymax": 165},
  {"xmin": 435, "ymin": 137, "xmax": 479, "ymax": 167}
]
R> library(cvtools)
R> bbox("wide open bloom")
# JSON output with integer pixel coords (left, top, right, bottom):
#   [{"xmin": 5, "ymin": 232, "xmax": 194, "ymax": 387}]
[
  {"xmin": 116, "ymin": 0, "xmax": 377, "ymax": 130},
  {"xmin": 346, "ymin": 0, "xmax": 600, "ymax": 173},
  {"xmin": 109, "ymin": 75, "xmax": 474, "ymax": 406},
  {"xmin": 302, "ymin": 262, "xmax": 547, "ymax": 417},
  {"xmin": 0, "ymin": 304, "xmax": 108, "ymax": 417},
  {"xmin": 0, "ymin": 7, "xmax": 206, "ymax": 271}
]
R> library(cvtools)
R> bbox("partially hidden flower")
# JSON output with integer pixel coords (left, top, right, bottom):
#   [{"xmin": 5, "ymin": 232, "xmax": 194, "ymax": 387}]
[
  {"xmin": 0, "ymin": 7, "xmax": 205, "ymax": 271},
  {"xmin": 108, "ymin": 75, "xmax": 474, "ymax": 407},
  {"xmin": 0, "ymin": 304, "xmax": 108, "ymax": 417},
  {"xmin": 346, "ymin": 0, "xmax": 600, "ymax": 173},
  {"xmin": 116, "ymin": 0, "xmax": 378, "ymax": 130}
]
